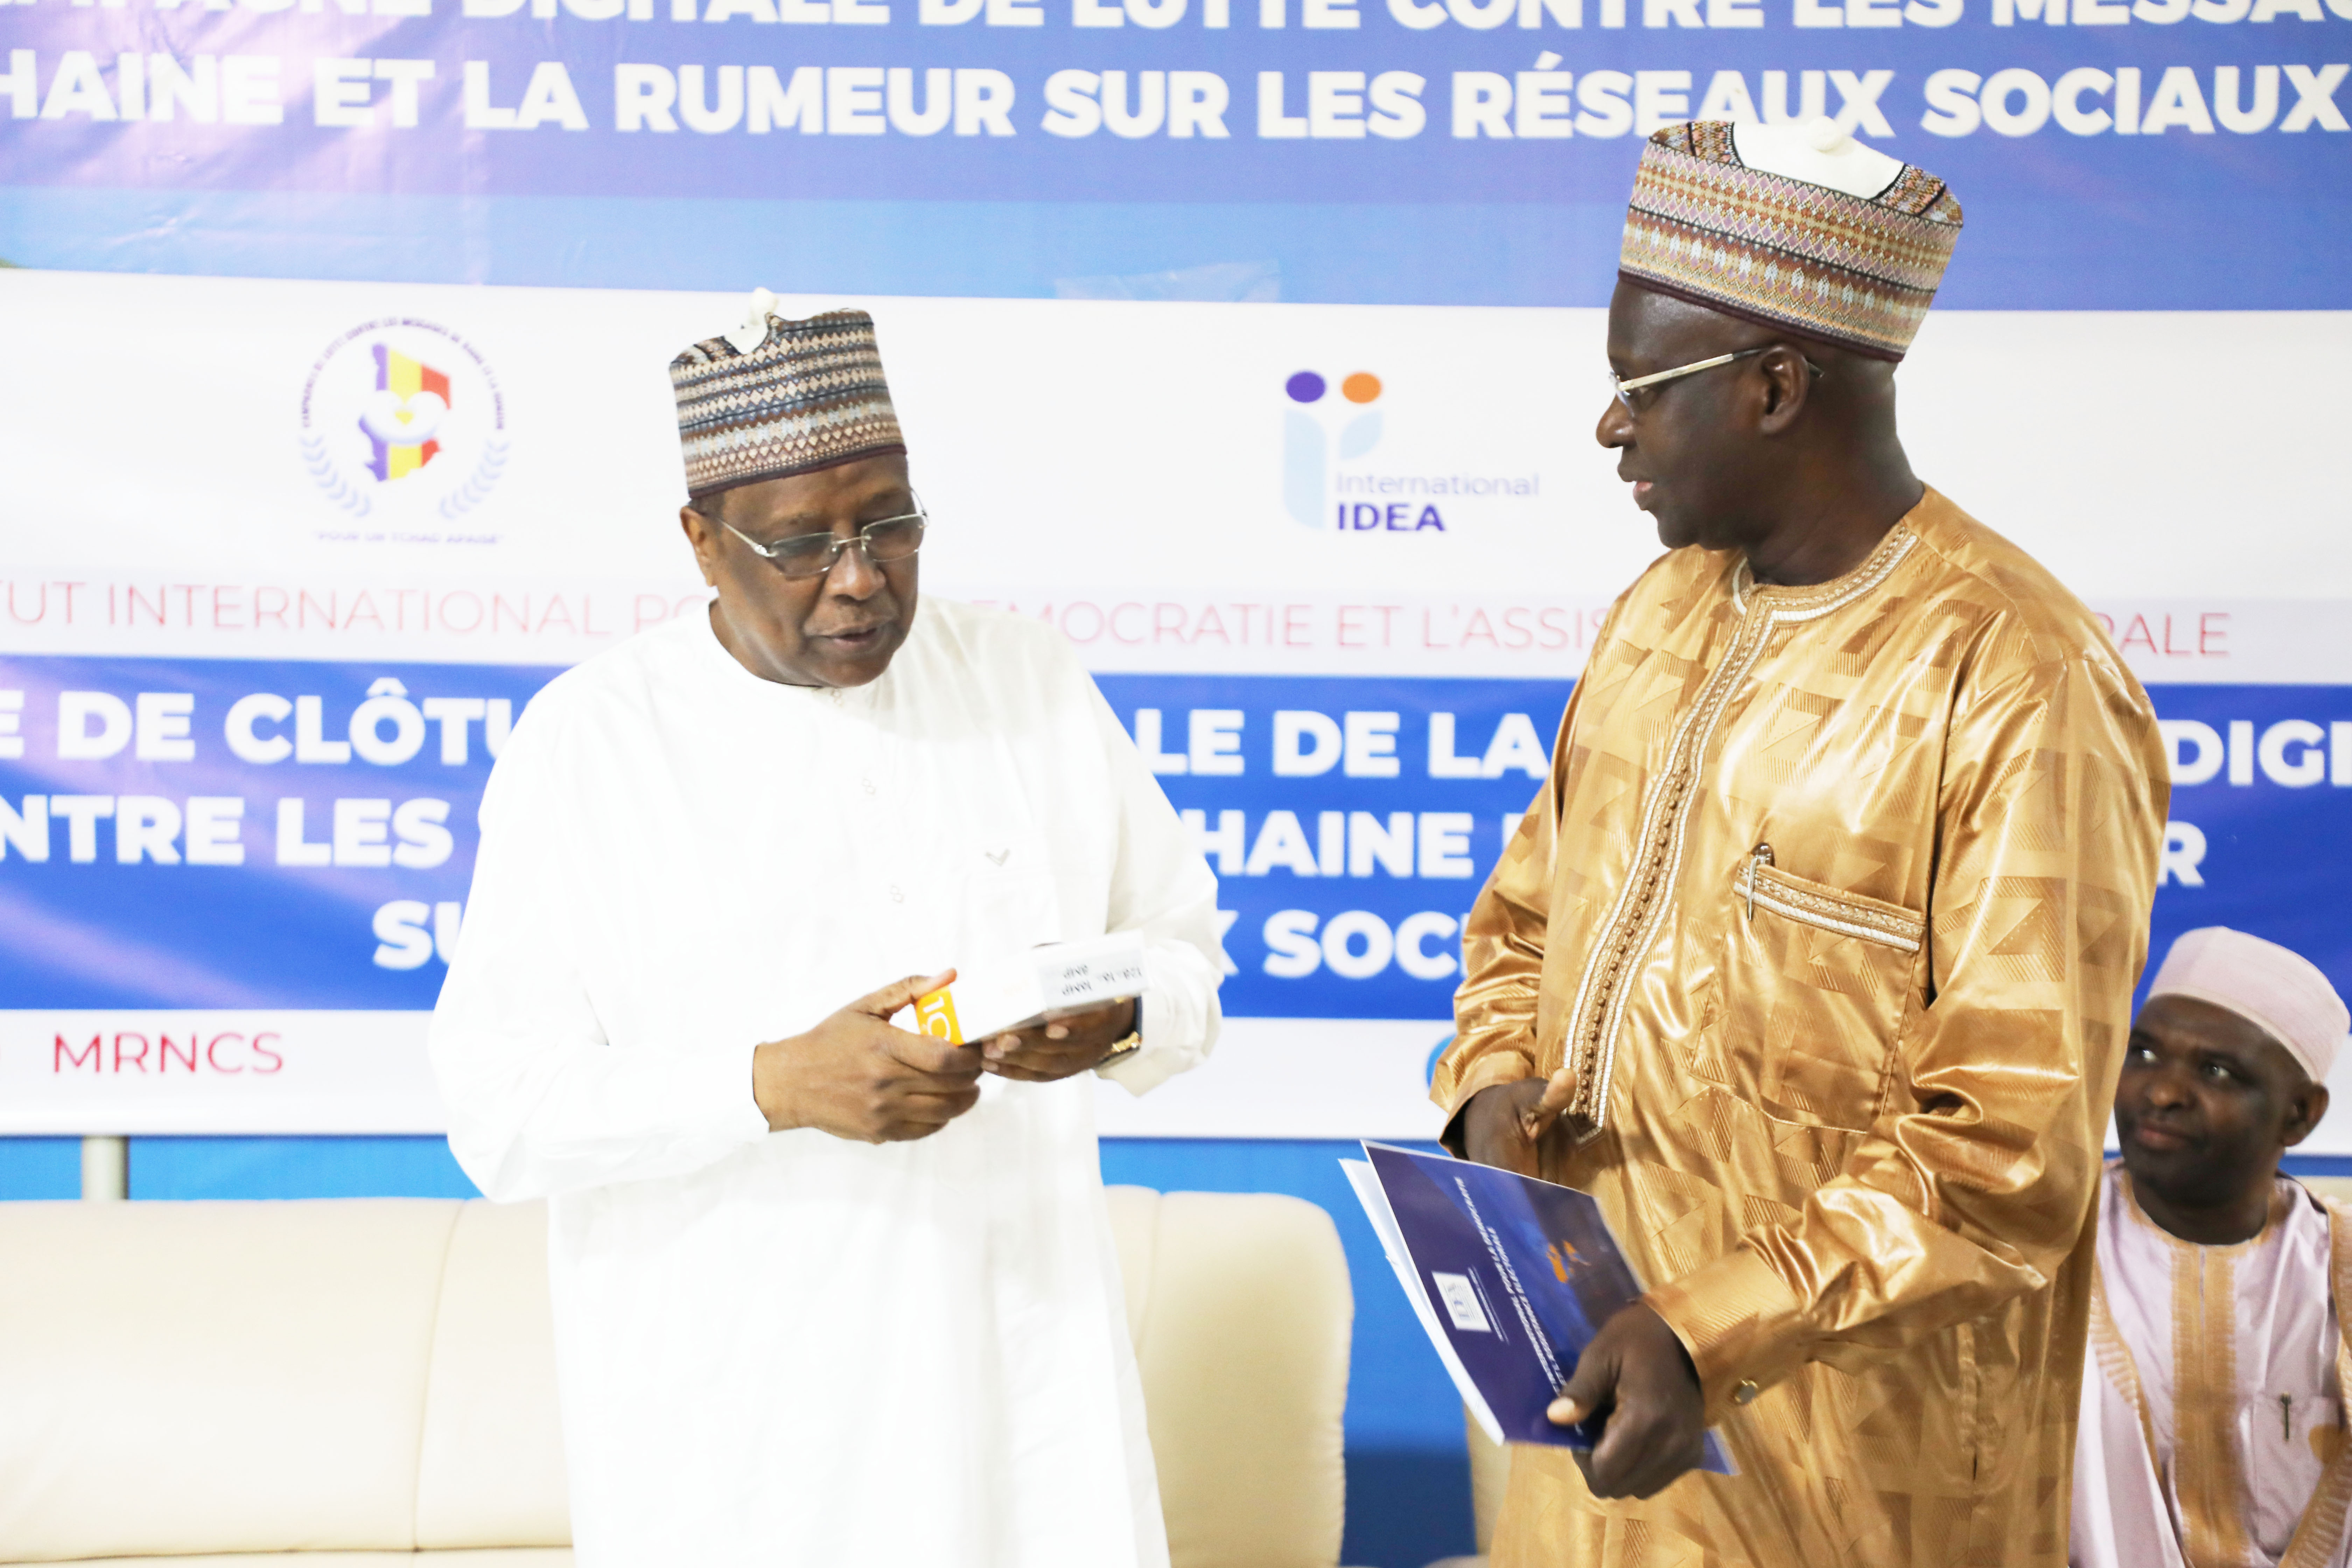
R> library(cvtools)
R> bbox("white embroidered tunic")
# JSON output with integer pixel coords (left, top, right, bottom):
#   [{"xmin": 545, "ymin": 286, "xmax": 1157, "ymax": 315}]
[
  {"xmin": 428, "ymin": 598, "xmax": 1223, "ymax": 1568},
  {"xmin": 2073, "ymin": 1162, "xmax": 2352, "ymax": 1568}
]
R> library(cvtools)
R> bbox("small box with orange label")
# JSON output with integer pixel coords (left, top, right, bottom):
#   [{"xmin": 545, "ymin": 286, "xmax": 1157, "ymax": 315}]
[{"xmin": 904, "ymin": 934, "xmax": 1149, "ymax": 1045}]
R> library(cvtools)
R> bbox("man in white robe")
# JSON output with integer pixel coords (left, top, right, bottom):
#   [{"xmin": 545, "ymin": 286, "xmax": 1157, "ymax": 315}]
[
  {"xmin": 2074, "ymin": 926, "xmax": 2352, "ymax": 1568},
  {"xmin": 429, "ymin": 296, "xmax": 1223, "ymax": 1567}
]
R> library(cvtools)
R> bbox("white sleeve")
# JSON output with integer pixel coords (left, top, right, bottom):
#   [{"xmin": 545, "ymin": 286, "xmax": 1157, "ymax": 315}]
[
  {"xmin": 427, "ymin": 698, "xmax": 769, "ymax": 1202},
  {"xmin": 1078, "ymin": 678, "xmax": 1225, "ymax": 1097}
]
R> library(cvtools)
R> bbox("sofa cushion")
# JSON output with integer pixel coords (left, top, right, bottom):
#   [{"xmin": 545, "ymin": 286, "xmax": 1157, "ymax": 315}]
[
  {"xmin": 414, "ymin": 1202, "xmax": 569, "ymax": 1550},
  {"xmin": 1111, "ymin": 1188, "xmax": 1351, "ymax": 1568},
  {"xmin": 58, "ymin": 1553, "xmax": 570, "ymax": 1565},
  {"xmin": 0, "ymin": 1200, "xmax": 462, "ymax": 1562}
]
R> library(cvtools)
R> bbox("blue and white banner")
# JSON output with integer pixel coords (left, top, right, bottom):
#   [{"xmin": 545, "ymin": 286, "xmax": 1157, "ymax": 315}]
[
  {"xmin": 7, "ymin": 650, "xmax": 2352, "ymax": 1135},
  {"xmin": 0, "ymin": 0, "xmax": 2346, "ymax": 304},
  {"xmin": 0, "ymin": 177, "xmax": 2346, "ymax": 1135}
]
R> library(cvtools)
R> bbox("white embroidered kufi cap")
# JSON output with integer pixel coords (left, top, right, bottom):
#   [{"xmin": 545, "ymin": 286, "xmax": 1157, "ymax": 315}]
[{"xmin": 2147, "ymin": 926, "xmax": 2351, "ymax": 1084}]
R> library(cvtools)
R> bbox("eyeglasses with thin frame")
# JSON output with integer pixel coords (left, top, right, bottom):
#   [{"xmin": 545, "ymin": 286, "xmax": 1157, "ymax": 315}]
[
  {"xmin": 1604, "ymin": 346, "xmax": 1820, "ymax": 419},
  {"xmin": 711, "ymin": 496, "xmax": 928, "ymax": 581}
]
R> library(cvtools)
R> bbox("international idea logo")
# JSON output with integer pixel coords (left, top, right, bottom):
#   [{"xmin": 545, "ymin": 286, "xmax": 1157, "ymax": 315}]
[
  {"xmin": 300, "ymin": 318, "xmax": 509, "ymax": 531},
  {"xmin": 1281, "ymin": 365, "xmax": 1540, "ymax": 534},
  {"xmin": 1282, "ymin": 368, "xmax": 1399, "ymax": 531}
]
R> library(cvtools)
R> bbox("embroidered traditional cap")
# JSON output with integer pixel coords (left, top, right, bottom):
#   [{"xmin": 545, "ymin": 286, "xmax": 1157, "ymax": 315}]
[
  {"xmin": 2147, "ymin": 926, "xmax": 2350, "ymax": 1084},
  {"xmin": 1619, "ymin": 117, "xmax": 1964, "ymax": 362},
  {"xmin": 670, "ymin": 289, "xmax": 908, "ymax": 501}
]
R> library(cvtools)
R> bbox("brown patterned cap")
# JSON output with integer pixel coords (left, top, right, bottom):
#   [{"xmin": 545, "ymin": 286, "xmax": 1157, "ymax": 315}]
[
  {"xmin": 670, "ymin": 299, "xmax": 907, "ymax": 500},
  {"xmin": 1619, "ymin": 120, "xmax": 1963, "ymax": 362}
]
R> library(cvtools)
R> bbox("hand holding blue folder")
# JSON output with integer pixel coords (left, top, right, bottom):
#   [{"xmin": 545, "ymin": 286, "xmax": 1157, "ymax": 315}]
[{"xmin": 1343, "ymin": 1141, "xmax": 1734, "ymax": 1474}]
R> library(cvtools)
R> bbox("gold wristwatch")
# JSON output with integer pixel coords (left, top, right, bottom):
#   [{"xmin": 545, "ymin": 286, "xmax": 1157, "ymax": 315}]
[{"xmin": 1096, "ymin": 1010, "xmax": 1144, "ymax": 1072}]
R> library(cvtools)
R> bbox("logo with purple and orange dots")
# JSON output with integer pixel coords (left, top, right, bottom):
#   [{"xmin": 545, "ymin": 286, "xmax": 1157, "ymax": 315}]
[
  {"xmin": 1283, "ymin": 368, "xmax": 1385, "ymax": 530},
  {"xmin": 1285, "ymin": 369, "xmax": 1383, "ymax": 408}
]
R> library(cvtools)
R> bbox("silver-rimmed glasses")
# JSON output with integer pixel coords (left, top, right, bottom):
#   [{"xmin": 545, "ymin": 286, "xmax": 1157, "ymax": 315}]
[
  {"xmin": 1604, "ymin": 347, "xmax": 1771, "ymax": 419},
  {"xmin": 716, "ymin": 497, "xmax": 928, "ymax": 581}
]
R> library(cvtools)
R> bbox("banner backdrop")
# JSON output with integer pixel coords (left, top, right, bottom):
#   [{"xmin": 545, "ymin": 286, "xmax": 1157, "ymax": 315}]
[
  {"xmin": 1, "ymin": 265, "xmax": 2349, "ymax": 1142},
  {"xmin": 1, "ymin": 0, "xmax": 2347, "ymax": 304}
]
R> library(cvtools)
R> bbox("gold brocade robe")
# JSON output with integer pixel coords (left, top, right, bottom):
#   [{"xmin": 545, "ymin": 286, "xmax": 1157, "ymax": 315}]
[{"xmin": 1434, "ymin": 488, "xmax": 2170, "ymax": 1568}]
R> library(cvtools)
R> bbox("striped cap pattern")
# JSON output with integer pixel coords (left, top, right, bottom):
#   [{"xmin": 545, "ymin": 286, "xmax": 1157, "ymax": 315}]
[
  {"xmin": 1619, "ymin": 122, "xmax": 1963, "ymax": 362},
  {"xmin": 671, "ymin": 309, "xmax": 907, "ymax": 499}
]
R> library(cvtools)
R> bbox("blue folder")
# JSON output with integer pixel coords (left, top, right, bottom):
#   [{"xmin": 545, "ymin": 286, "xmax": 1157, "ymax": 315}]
[{"xmin": 1343, "ymin": 1140, "xmax": 1734, "ymax": 1472}]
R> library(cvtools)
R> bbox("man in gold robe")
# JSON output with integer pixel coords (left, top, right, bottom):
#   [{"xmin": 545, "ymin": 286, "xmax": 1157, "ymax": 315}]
[{"xmin": 1432, "ymin": 117, "xmax": 2172, "ymax": 1566}]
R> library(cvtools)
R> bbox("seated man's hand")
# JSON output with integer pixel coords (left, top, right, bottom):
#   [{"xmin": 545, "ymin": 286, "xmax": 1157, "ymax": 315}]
[
  {"xmin": 753, "ymin": 972, "xmax": 983, "ymax": 1143},
  {"xmin": 1547, "ymin": 1301, "xmax": 1707, "ymax": 1500},
  {"xmin": 1459, "ymin": 1068, "xmax": 1579, "ymax": 1175},
  {"xmin": 981, "ymin": 997, "xmax": 1139, "ymax": 1083}
]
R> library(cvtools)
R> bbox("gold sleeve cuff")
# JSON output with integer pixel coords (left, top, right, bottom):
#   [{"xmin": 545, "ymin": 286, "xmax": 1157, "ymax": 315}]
[
  {"xmin": 1429, "ymin": 1048, "xmax": 1536, "ymax": 1158},
  {"xmin": 1430, "ymin": 1047, "xmax": 1536, "ymax": 1120},
  {"xmin": 1643, "ymin": 1245, "xmax": 1809, "ymax": 1421}
]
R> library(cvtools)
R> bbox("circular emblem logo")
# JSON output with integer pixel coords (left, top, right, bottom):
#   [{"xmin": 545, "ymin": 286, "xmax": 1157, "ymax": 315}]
[{"xmin": 300, "ymin": 318, "xmax": 508, "ymax": 527}]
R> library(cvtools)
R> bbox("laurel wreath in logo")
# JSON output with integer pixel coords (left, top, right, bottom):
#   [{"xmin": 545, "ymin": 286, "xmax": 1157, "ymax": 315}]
[
  {"xmin": 300, "ymin": 318, "xmax": 509, "ymax": 526},
  {"xmin": 300, "ymin": 433, "xmax": 374, "ymax": 518},
  {"xmin": 439, "ymin": 438, "xmax": 509, "ymax": 520}
]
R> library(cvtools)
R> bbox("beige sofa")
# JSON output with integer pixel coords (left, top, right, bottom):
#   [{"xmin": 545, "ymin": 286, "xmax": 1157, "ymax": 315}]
[{"xmin": 0, "ymin": 1187, "xmax": 1352, "ymax": 1568}]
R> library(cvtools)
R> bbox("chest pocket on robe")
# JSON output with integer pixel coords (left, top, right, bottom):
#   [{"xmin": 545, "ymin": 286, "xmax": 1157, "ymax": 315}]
[{"xmin": 1689, "ymin": 856, "xmax": 1926, "ymax": 1133}]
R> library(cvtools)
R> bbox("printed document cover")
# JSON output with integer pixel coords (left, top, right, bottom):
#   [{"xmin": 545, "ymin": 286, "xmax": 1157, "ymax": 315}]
[{"xmin": 1344, "ymin": 1141, "xmax": 1733, "ymax": 1471}]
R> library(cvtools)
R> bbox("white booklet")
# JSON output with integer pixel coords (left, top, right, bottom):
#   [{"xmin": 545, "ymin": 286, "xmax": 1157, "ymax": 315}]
[{"xmin": 899, "ymin": 933, "xmax": 1148, "ymax": 1043}]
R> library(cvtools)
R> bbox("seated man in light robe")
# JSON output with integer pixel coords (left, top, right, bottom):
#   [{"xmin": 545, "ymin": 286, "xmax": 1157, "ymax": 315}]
[
  {"xmin": 2074, "ymin": 925, "xmax": 2352, "ymax": 1568},
  {"xmin": 428, "ymin": 295, "xmax": 1224, "ymax": 1567}
]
